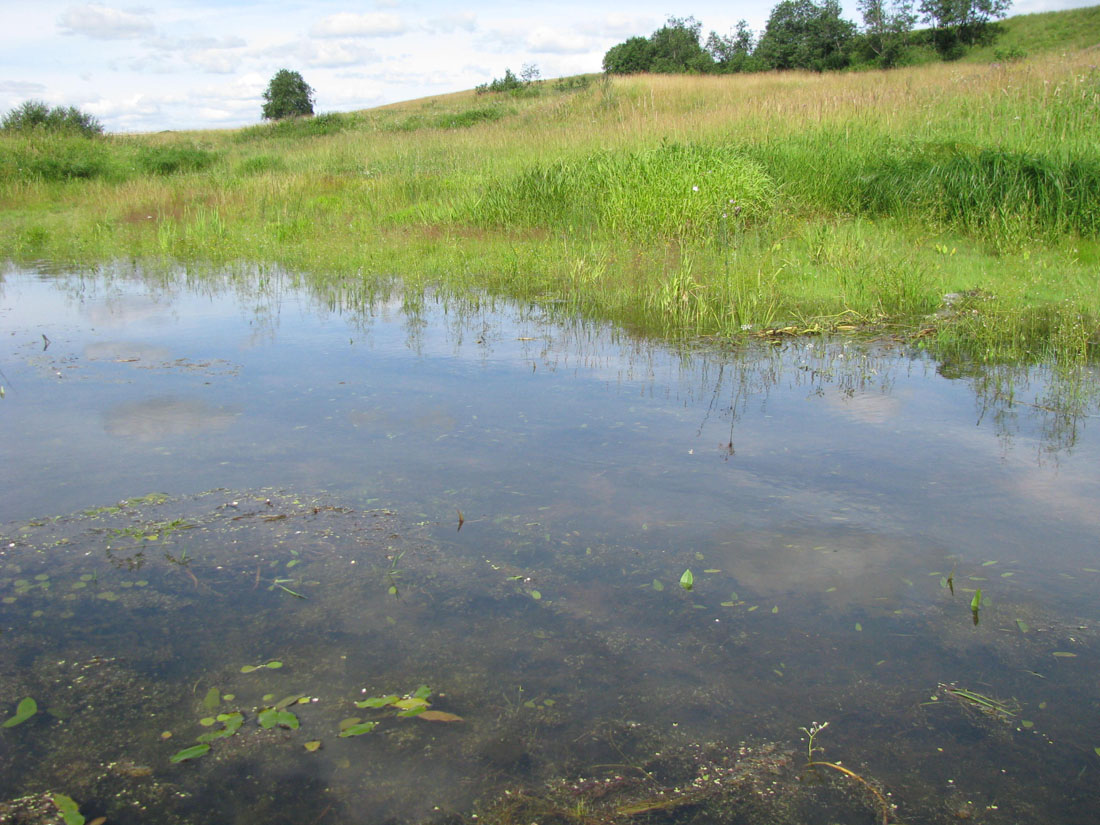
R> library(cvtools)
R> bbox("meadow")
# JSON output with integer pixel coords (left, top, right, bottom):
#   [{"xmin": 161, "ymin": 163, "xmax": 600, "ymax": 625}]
[{"xmin": 1, "ymin": 10, "xmax": 1099, "ymax": 369}]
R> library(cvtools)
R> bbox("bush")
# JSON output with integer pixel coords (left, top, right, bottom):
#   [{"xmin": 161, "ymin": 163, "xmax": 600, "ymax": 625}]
[
  {"xmin": 2, "ymin": 100, "xmax": 103, "ymax": 137},
  {"xmin": 135, "ymin": 144, "xmax": 217, "ymax": 175}
]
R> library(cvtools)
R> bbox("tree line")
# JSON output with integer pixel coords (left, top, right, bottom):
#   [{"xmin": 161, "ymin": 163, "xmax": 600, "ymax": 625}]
[{"xmin": 603, "ymin": 0, "xmax": 1012, "ymax": 75}]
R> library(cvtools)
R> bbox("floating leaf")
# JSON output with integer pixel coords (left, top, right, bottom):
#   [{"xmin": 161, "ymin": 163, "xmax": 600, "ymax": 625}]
[
  {"xmin": 338, "ymin": 721, "xmax": 377, "ymax": 737},
  {"xmin": 771, "ymin": 606, "xmax": 778, "ymax": 614},
  {"xmin": 530, "ymin": 590, "xmax": 542, "ymax": 600},
  {"xmin": 855, "ymin": 623, "xmax": 863, "ymax": 632},
  {"xmin": 304, "ymin": 740, "xmax": 322, "ymax": 752},
  {"xmin": 679, "ymin": 570, "xmax": 694, "ymax": 591},
  {"xmin": 202, "ymin": 687, "xmax": 220, "ymax": 710},
  {"xmin": 258, "ymin": 708, "xmax": 298, "ymax": 730},
  {"xmin": 274, "ymin": 694, "xmax": 304, "ymax": 710},
  {"xmin": 1094, "ymin": 747, "xmax": 1100, "ymax": 758},
  {"xmin": 339, "ymin": 717, "xmax": 363, "ymax": 731},
  {"xmin": 982, "ymin": 560, "xmax": 998, "ymax": 567},
  {"xmin": 265, "ymin": 661, "xmax": 283, "ymax": 669},
  {"xmin": 970, "ymin": 590, "xmax": 982, "ymax": 612},
  {"xmin": 52, "ymin": 793, "xmax": 84, "ymax": 825},
  {"xmin": 397, "ymin": 706, "xmax": 428, "ymax": 717},
  {"xmin": 703, "ymin": 569, "xmax": 720, "ymax": 574},
  {"xmin": 652, "ymin": 579, "xmax": 664, "ymax": 592},
  {"xmin": 1052, "ymin": 652, "xmax": 1077, "ymax": 658},
  {"xmin": 412, "ymin": 685, "xmax": 432, "ymax": 700},
  {"xmin": 198, "ymin": 717, "xmax": 216, "ymax": 727},
  {"xmin": 418, "ymin": 710, "xmax": 464, "ymax": 723},
  {"xmin": 720, "ymin": 602, "xmax": 737, "ymax": 607},
  {"xmin": 2, "ymin": 697, "xmax": 37, "ymax": 728},
  {"xmin": 1015, "ymin": 619, "xmax": 1029, "ymax": 634},
  {"xmin": 939, "ymin": 577, "xmax": 948, "ymax": 589},
  {"xmin": 240, "ymin": 665, "xmax": 259, "ymax": 674},
  {"xmin": 355, "ymin": 694, "xmax": 399, "ymax": 709},
  {"xmin": 394, "ymin": 698, "xmax": 429, "ymax": 711},
  {"xmin": 169, "ymin": 744, "xmax": 210, "ymax": 763},
  {"xmin": 1021, "ymin": 720, "xmax": 1034, "ymax": 729}
]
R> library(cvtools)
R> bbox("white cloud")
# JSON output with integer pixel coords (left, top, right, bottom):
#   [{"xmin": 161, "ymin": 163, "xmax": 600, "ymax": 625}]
[
  {"xmin": 189, "ymin": 50, "xmax": 243, "ymax": 74},
  {"xmin": 577, "ymin": 13, "xmax": 659, "ymax": 39},
  {"xmin": 525, "ymin": 26, "xmax": 591, "ymax": 54},
  {"xmin": 0, "ymin": 80, "xmax": 48, "ymax": 96},
  {"xmin": 298, "ymin": 40, "xmax": 379, "ymax": 68},
  {"xmin": 310, "ymin": 12, "xmax": 407, "ymax": 38},
  {"xmin": 424, "ymin": 13, "xmax": 477, "ymax": 34},
  {"xmin": 59, "ymin": 3, "xmax": 155, "ymax": 40}
]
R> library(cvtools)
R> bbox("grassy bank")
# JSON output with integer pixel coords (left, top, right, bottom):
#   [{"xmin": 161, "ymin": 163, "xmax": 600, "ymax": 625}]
[{"xmin": 1, "ymin": 31, "xmax": 1099, "ymax": 367}]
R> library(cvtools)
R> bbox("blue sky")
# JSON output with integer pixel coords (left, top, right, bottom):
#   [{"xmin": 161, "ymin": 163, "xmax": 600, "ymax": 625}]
[{"xmin": 4, "ymin": 0, "xmax": 1094, "ymax": 133}]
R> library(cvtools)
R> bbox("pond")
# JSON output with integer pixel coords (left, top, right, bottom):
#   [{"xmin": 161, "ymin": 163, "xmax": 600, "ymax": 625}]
[{"xmin": 1, "ymin": 263, "xmax": 1098, "ymax": 825}]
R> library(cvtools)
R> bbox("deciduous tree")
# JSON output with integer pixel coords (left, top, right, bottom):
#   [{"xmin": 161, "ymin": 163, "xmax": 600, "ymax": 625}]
[{"xmin": 261, "ymin": 69, "xmax": 315, "ymax": 121}]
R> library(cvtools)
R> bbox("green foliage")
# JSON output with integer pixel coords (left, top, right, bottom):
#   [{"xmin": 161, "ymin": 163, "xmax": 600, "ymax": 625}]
[
  {"xmin": 2, "ymin": 100, "xmax": 103, "ymax": 137},
  {"xmin": 603, "ymin": 37, "xmax": 655, "ymax": 73},
  {"xmin": 476, "ymin": 68, "xmax": 541, "ymax": 97},
  {"xmin": 706, "ymin": 21, "xmax": 763, "ymax": 73},
  {"xmin": 852, "ymin": 145, "xmax": 1100, "ymax": 240},
  {"xmin": 858, "ymin": 0, "xmax": 918, "ymax": 66},
  {"xmin": 136, "ymin": 144, "xmax": 217, "ymax": 175},
  {"xmin": 920, "ymin": 0, "xmax": 1011, "ymax": 55},
  {"xmin": 0, "ymin": 133, "xmax": 118, "ymax": 182},
  {"xmin": 756, "ymin": 0, "xmax": 857, "ymax": 71},
  {"xmin": 472, "ymin": 142, "xmax": 775, "ymax": 242},
  {"xmin": 603, "ymin": 17, "xmax": 715, "ymax": 74},
  {"xmin": 262, "ymin": 69, "xmax": 315, "ymax": 121}
]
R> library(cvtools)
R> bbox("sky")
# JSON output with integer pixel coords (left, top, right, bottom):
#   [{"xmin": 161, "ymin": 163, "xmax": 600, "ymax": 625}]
[{"xmin": 2, "ymin": 0, "xmax": 1095, "ymax": 133}]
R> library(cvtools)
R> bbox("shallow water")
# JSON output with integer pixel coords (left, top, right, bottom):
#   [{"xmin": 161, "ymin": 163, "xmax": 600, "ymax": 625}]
[{"xmin": 1, "ymin": 264, "xmax": 1098, "ymax": 824}]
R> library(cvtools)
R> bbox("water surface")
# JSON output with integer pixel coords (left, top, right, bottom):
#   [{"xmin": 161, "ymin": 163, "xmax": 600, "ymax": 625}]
[{"xmin": 1, "ymin": 264, "xmax": 1098, "ymax": 824}]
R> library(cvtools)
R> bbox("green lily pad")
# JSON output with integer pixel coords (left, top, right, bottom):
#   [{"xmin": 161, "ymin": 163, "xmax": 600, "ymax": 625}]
[{"xmin": 679, "ymin": 569, "xmax": 694, "ymax": 591}]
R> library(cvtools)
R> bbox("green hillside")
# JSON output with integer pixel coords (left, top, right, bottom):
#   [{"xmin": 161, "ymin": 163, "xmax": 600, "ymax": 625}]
[{"xmin": 1, "ymin": 5, "xmax": 1099, "ymax": 369}]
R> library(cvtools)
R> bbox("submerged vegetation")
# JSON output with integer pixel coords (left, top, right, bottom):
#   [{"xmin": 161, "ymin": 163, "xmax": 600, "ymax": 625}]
[{"xmin": 0, "ymin": 9, "xmax": 1098, "ymax": 373}]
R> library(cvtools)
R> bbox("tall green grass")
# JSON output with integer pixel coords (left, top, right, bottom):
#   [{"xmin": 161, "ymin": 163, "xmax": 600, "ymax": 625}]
[{"xmin": 472, "ymin": 142, "xmax": 774, "ymax": 241}]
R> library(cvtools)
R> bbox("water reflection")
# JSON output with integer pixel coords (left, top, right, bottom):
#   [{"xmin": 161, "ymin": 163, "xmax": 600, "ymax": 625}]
[{"xmin": 1, "ymin": 263, "xmax": 1099, "ymax": 825}]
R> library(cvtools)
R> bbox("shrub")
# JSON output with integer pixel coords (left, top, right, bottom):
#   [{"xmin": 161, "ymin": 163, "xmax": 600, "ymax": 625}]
[{"xmin": 2, "ymin": 100, "xmax": 103, "ymax": 137}]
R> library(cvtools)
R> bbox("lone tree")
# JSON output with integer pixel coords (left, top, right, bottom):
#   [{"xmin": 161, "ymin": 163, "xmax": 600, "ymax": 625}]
[{"xmin": 261, "ymin": 69, "xmax": 314, "ymax": 121}]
